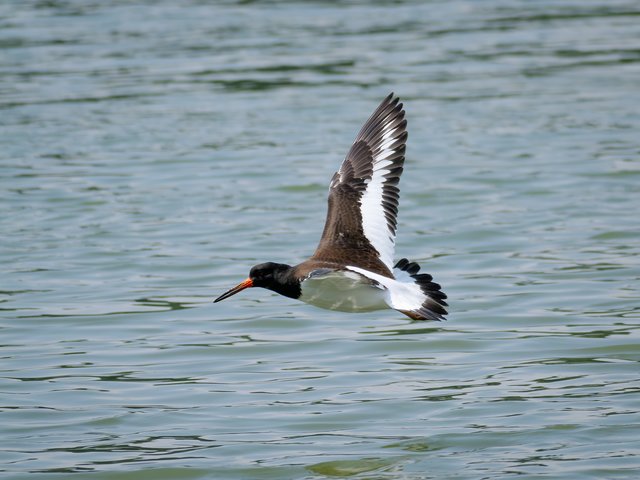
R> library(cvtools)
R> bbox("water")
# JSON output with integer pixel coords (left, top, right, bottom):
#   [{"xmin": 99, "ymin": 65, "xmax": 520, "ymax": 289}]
[{"xmin": 2, "ymin": 1, "xmax": 639, "ymax": 478}]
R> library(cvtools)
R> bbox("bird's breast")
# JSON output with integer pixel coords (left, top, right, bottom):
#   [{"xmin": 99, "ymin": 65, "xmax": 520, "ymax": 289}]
[{"xmin": 298, "ymin": 269, "xmax": 389, "ymax": 313}]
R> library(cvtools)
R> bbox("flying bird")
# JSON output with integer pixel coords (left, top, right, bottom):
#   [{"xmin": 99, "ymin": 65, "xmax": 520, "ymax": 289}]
[{"xmin": 215, "ymin": 93, "xmax": 447, "ymax": 320}]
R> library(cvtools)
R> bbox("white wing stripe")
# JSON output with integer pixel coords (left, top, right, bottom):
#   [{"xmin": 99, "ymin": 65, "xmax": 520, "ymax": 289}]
[
  {"xmin": 360, "ymin": 156, "xmax": 396, "ymax": 269},
  {"xmin": 380, "ymin": 127, "xmax": 398, "ymax": 142}
]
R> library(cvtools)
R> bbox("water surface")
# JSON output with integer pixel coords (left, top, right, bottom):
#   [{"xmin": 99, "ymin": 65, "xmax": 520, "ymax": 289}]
[{"xmin": 1, "ymin": 1, "xmax": 639, "ymax": 478}]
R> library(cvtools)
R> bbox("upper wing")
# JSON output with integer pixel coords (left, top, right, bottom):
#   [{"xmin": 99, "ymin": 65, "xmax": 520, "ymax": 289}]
[{"xmin": 311, "ymin": 93, "xmax": 407, "ymax": 277}]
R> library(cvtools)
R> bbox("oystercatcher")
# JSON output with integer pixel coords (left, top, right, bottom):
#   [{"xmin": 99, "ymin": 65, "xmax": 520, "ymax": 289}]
[{"xmin": 215, "ymin": 93, "xmax": 447, "ymax": 320}]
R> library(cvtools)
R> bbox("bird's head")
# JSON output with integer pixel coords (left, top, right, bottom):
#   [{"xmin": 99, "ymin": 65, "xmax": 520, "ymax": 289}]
[{"xmin": 214, "ymin": 262, "xmax": 292, "ymax": 303}]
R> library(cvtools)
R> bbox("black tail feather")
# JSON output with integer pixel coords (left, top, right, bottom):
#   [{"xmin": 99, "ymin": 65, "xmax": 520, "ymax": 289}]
[{"xmin": 394, "ymin": 258, "xmax": 448, "ymax": 321}]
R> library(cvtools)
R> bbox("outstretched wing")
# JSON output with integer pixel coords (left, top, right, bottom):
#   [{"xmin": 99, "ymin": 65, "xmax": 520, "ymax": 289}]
[{"xmin": 311, "ymin": 93, "xmax": 407, "ymax": 277}]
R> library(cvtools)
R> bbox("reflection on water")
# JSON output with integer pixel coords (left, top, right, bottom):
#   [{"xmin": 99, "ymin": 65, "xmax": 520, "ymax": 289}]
[{"xmin": 1, "ymin": 0, "xmax": 640, "ymax": 478}]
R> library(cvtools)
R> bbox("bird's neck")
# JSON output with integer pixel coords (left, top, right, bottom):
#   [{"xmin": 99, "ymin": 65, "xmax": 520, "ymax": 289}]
[{"xmin": 268, "ymin": 267, "xmax": 301, "ymax": 299}]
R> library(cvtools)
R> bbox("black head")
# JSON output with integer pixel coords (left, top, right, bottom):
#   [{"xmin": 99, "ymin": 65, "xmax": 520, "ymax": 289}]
[
  {"xmin": 214, "ymin": 262, "xmax": 296, "ymax": 303},
  {"xmin": 249, "ymin": 262, "xmax": 291, "ymax": 288}
]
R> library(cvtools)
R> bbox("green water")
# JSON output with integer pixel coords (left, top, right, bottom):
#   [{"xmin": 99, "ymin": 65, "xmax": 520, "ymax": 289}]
[{"xmin": 2, "ymin": 1, "xmax": 639, "ymax": 478}]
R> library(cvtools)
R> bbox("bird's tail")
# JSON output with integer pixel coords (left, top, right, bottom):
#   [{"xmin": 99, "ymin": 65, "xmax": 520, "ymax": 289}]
[{"xmin": 391, "ymin": 258, "xmax": 448, "ymax": 321}]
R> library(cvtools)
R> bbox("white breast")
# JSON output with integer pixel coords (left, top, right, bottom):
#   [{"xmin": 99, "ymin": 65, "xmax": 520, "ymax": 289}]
[{"xmin": 299, "ymin": 270, "xmax": 389, "ymax": 313}]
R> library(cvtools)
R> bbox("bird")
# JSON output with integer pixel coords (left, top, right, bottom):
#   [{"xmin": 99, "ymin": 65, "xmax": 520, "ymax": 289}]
[{"xmin": 214, "ymin": 93, "xmax": 447, "ymax": 321}]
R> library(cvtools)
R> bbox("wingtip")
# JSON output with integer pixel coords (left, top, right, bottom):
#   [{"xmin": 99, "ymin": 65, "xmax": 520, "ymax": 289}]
[
  {"xmin": 384, "ymin": 92, "xmax": 400, "ymax": 103},
  {"xmin": 385, "ymin": 92, "xmax": 400, "ymax": 106}
]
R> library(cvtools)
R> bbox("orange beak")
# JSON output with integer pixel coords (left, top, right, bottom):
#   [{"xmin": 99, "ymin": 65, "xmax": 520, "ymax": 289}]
[{"xmin": 214, "ymin": 278, "xmax": 253, "ymax": 303}]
